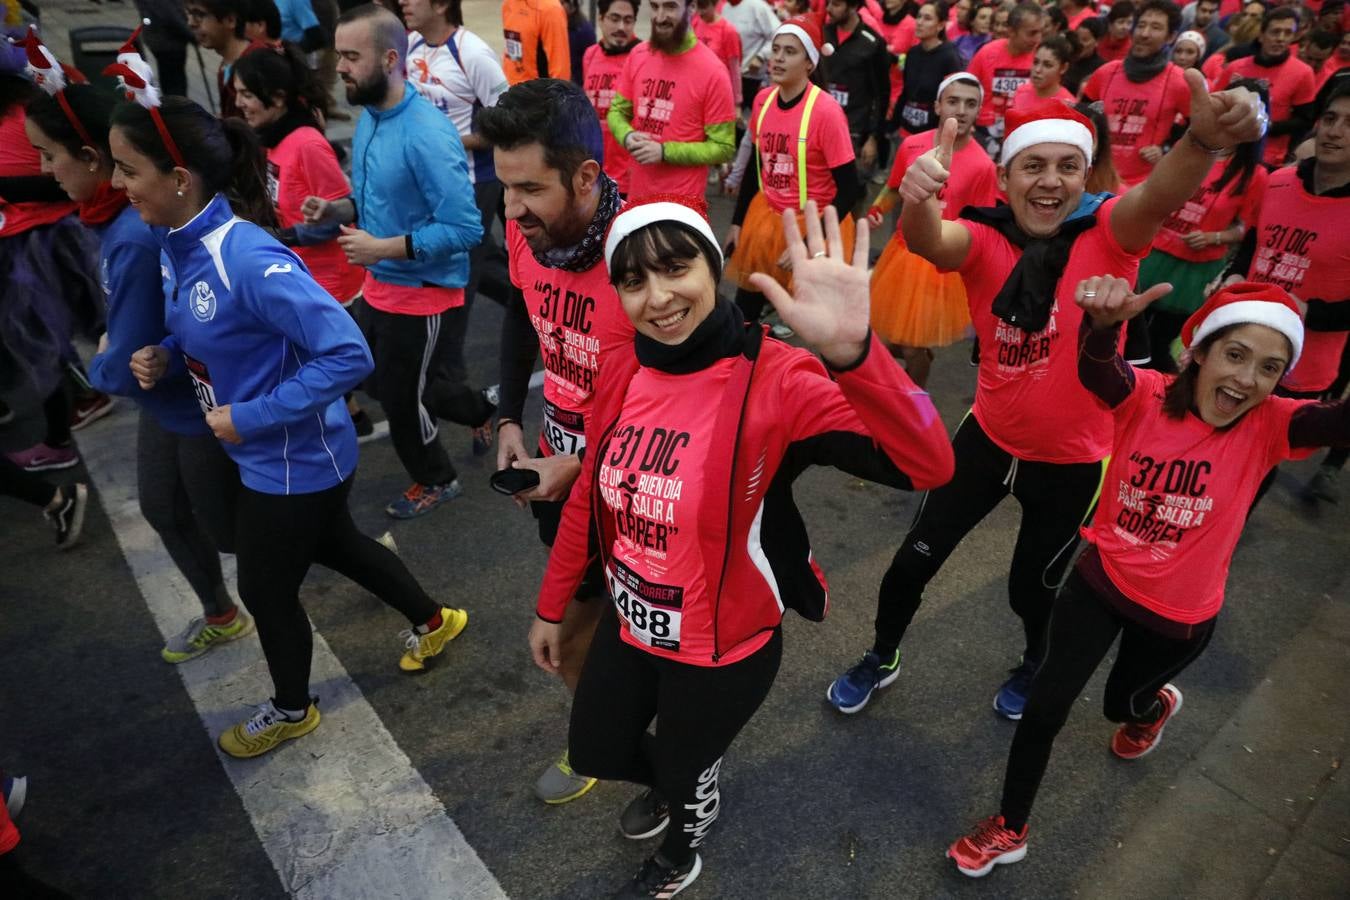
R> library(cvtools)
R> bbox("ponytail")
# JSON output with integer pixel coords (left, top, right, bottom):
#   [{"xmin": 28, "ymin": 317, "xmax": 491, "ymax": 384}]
[
  {"xmin": 110, "ymin": 96, "xmax": 277, "ymax": 228},
  {"xmin": 222, "ymin": 117, "xmax": 279, "ymax": 229}
]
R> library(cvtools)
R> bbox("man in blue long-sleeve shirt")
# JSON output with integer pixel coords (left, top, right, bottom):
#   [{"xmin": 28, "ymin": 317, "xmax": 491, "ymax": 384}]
[{"xmin": 304, "ymin": 2, "xmax": 495, "ymax": 519}]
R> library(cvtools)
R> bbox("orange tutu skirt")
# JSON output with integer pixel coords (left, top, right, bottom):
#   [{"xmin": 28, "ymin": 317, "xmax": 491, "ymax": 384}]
[
  {"xmin": 726, "ymin": 193, "xmax": 856, "ymax": 292},
  {"xmin": 870, "ymin": 234, "xmax": 971, "ymax": 348}
]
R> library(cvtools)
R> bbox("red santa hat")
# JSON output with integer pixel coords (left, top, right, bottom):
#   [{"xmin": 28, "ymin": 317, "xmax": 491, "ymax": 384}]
[
  {"xmin": 999, "ymin": 99, "xmax": 1096, "ymax": 166},
  {"xmin": 604, "ymin": 195, "xmax": 721, "ymax": 270},
  {"xmin": 775, "ymin": 16, "xmax": 833, "ymax": 67},
  {"xmin": 1182, "ymin": 282, "xmax": 1305, "ymax": 369}
]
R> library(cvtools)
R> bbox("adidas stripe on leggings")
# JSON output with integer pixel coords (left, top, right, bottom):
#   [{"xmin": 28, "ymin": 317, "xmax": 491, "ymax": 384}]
[
  {"xmin": 234, "ymin": 475, "xmax": 439, "ymax": 710},
  {"xmin": 569, "ymin": 606, "xmax": 782, "ymax": 865},
  {"xmin": 999, "ymin": 559, "xmax": 1214, "ymax": 832},
  {"xmin": 872, "ymin": 415, "xmax": 1105, "ymax": 665}
]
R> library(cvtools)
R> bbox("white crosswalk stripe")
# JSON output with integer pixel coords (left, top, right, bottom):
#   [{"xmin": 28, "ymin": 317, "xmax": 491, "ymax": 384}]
[{"xmin": 78, "ymin": 412, "xmax": 508, "ymax": 900}]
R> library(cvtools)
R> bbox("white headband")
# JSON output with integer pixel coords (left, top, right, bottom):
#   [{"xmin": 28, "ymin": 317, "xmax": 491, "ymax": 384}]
[
  {"xmin": 937, "ymin": 72, "xmax": 984, "ymax": 109},
  {"xmin": 1188, "ymin": 300, "xmax": 1304, "ymax": 369},
  {"xmin": 604, "ymin": 202, "xmax": 722, "ymax": 270},
  {"xmin": 1000, "ymin": 118, "xmax": 1095, "ymax": 166},
  {"xmin": 775, "ymin": 23, "xmax": 821, "ymax": 65}
]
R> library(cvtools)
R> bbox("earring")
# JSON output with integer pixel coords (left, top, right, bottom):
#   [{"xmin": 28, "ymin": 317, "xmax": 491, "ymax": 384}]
[
  {"xmin": 176, "ymin": 189, "xmax": 184, "ymax": 198},
  {"xmin": 88, "ymin": 164, "xmax": 97, "ymax": 173}
]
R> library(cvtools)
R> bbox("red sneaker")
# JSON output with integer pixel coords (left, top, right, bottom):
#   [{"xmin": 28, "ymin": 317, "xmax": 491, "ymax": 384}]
[
  {"xmin": 70, "ymin": 392, "xmax": 116, "ymax": 431},
  {"xmin": 947, "ymin": 815, "xmax": 1029, "ymax": 878},
  {"xmin": 1111, "ymin": 683, "xmax": 1183, "ymax": 760}
]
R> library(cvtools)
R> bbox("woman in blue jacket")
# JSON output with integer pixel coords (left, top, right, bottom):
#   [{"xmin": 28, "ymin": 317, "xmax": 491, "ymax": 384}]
[
  {"xmin": 114, "ymin": 96, "xmax": 468, "ymax": 758},
  {"xmin": 24, "ymin": 77, "xmax": 251, "ymax": 662}
]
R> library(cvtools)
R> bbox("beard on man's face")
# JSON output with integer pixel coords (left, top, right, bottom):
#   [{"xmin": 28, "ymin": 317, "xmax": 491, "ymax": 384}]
[
  {"xmin": 649, "ymin": 12, "xmax": 690, "ymax": 53},
  {"xmin": 344, "ymin": 68, "xmax": 389, "ymax": 107}
]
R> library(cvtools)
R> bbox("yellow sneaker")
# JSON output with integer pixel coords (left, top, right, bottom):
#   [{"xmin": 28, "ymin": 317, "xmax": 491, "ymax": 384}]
[
  {"xmin": 161, "ymin": 612, "xmax": 255, "ymax": 664},
  {"xmin": 399, "ymin": 607, "xmax": 468, "ymax": 673},
  {"xmin": 218, "ymin": 700, "xmax": 320, "ymax": 759}
]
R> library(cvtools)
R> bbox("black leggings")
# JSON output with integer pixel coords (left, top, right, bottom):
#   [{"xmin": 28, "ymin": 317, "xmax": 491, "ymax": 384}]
[
  {"xmin": 873, "ymin": 415, "xmax": 1105, "ymax": 664},
  {"xmin": 569, "ymin": 608, "xmax": 783, "ymax": 866},
  {"xmin": 233, "ymin": 476, "xmax": 439, "ymax": 710},
  {"xmin": 136, "ymin": 412, "xmax": 238, "ymax": 616},
  {"xmin": 999, "ymin": 569, "xmax": 1215, "ymax": 831}
]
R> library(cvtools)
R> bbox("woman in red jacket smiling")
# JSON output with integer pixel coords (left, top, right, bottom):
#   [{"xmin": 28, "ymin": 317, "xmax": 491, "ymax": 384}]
[{"xmin": 526, "ymin": 198, "xmax": 954, "ymax": 897}]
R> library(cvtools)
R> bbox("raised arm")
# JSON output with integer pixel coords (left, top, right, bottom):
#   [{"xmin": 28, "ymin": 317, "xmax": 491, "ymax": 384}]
[
  {"xmin": 1073, "ymin": 275, "xmax": 1173, "ymax": 408},
  {"xmin": 898, "ymin": 117, "xmax": 973, "ymax": 271},
  {"xmin": 1111, "ymin": 69, "xmax": 1264, "ymax": 254}
]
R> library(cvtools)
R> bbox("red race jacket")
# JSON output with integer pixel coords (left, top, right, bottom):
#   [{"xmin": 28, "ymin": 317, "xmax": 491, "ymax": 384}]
[{"xmin": 536, "ymin": 328, "xmax": 955, "ymax": 665}]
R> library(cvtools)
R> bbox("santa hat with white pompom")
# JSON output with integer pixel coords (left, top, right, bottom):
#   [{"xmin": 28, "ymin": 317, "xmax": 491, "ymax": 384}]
[{"xmin": 775, "ymin": 16, "xmax": 833, "ymax": 67}]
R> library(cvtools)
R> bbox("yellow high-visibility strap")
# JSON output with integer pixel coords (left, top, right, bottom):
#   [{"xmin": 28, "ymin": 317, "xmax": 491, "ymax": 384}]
[{"xmin": 754, "ymin": 84, "xmax": 820, "ymax": 210}]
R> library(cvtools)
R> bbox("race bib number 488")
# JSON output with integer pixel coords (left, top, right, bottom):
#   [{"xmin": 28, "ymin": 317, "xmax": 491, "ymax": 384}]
[{"xmin": 607, "ymin": 558, "xmax": 684, "ymax": 652}]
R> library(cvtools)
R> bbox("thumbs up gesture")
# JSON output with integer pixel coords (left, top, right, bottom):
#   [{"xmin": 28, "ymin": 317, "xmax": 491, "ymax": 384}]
[
  {"xmin": 899, "ymin": 117, "xmax": 958, "ymax": 206},
  {"xmin": 1184, "ymin": 67, "xmax": 1265, "ymax": 154}
]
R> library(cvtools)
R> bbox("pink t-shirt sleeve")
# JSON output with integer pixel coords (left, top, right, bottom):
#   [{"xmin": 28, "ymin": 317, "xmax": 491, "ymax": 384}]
[
  {"xmin": 1081, "ymin": 62, "xmax": 1111, "ymax": 101},
  {"xmin": 816, "ymin": 99, "xmax": 857, "ymax": 169},
  {"xmin": 297, "ymin": 137, "xmax": 352, "ymax": 202},
  {"xmin": 699, "ymin": 49, "xmax": 737, "ymax": 125}
]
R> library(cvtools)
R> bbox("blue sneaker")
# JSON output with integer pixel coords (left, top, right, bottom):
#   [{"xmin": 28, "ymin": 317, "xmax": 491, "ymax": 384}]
[
  {"xmin": 826, "ymin": 650, "xmax": 902, "ymax": 714},
  {"xmin": 385, "ymin": 480, "xmax": 462, "ymax": 519},
  {"xmin": 993, "ymin": 657, "xmax": 1040, "ymax": 720}
]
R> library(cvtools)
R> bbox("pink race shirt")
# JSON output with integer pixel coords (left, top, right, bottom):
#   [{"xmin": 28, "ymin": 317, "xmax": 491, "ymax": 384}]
[
  {"xmin": 692, "ymin": 15, "xmax": 743, "ymax": 103},
  {"xmin": 1084, "ymin": 368, "xmax": 1305, "ymax": 624},
  {"xmin": 750, "ymin": 86, "xmax": 855, "ymax": 213},
  {"xmin": 968, "ymin": 39, "xmax": 1036, "ymax": 127},
  {"xmin": 886, "ymin": 130, "xmax": 998, "ymax": 221},
  {"xmin": 956, "ymin": 196, "xmax": 1143, "ymax": 463},
  {"xmin": 1153, "ymin": 161, "xmax": 1267, "ymax": 263},
  {"xmin": 1246, "ymin": 165, "xmax": 1350, "ymax": 394},
  {"xmin": 1010, "ymin": 81, "xmax": 1075, "ymax": 111},
  {"xmin": 267, "ymin": 126, "xmax": 365, "ymax": 303},
  {"xmin": 583, "ymin": 43, "xmax": 634, "ymax": 194},
  {"xmin": 506, "ymin": 219, "xmax": 635, "ymax": 455},
  {"xmin": 599, "ymin": 361, "xmax": 754, "ymax": 663},
  {"xmin": 617, "ymin": 40, "xmax": 736, "ymax": 198},
  {"xmin": 1216, "ymin": 55, "xmax": 1317, "ymax": 166},
  {"xmin": 1082, "ymin": 61, "xmax": 1191, "ymax": 187}
]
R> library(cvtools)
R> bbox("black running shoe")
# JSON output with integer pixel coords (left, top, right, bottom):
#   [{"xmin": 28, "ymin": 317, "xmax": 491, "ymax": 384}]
[
  {"xmin": 45, "ymin": 483, "xmax": 88, "ymax": 550},
  {"xmin": 612, "ymin": 852, "xmax": 702, "ymax": 898},
  {"xmin": 619, "ymin": 788, "xmax": 670, "ymax": 840}
]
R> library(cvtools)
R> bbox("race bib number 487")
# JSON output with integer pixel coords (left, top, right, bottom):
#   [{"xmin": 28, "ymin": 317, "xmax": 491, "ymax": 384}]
[
  {"xmin": 607, "ymin": 558, "xmax": 684, "ymax": 652},
  {"xmin": 542, "ymin": 399, "xmax": 585, "ymax": 456}
]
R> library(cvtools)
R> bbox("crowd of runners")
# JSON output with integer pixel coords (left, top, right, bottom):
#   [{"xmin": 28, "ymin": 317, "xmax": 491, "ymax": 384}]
[{"xmin": 2, "ymin": 0, "xmax": 1349, "ymax": 895}]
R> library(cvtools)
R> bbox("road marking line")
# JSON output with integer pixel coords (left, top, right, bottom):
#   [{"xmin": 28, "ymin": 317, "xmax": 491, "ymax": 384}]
[{"xmin": 78, "ymin": 411, "xmax": 508, "ymax": 900}]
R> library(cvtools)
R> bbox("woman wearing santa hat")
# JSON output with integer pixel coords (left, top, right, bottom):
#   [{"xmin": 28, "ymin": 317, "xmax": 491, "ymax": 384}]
[
  {"xmin": 725, "ymin": 15, "xmax": 862, "ymax": 326},
  {"xmin": 529, "ymin": 197, "xmax": 953, "ymax": 896},
  {"xmin": 826, "ymin": 79, "xmax": 1266, "ymax": 724},
  {"xmin": 947, "ymin": 277, "xmax": 1350, "ymax": 878}
]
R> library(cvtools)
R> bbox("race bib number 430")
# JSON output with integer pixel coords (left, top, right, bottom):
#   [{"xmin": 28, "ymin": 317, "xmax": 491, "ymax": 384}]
[{"xmin": 607, "ymin": 558, "xmax": 684, "ymax": 652}]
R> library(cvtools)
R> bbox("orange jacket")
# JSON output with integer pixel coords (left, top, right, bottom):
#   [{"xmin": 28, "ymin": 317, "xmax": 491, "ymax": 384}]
[{"xmin": 500, "ymin": 0, "xmax": 571, "ymax": 84}]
